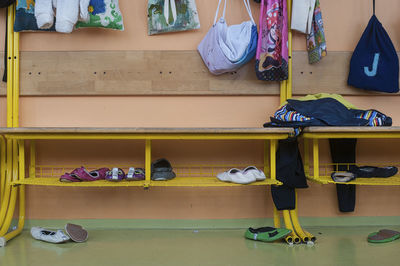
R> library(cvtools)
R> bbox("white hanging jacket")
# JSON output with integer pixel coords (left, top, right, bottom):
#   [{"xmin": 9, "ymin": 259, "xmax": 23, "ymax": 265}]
[{"xmin": 291, "ymin": 0, "xmax": 315, "ymax": 34}]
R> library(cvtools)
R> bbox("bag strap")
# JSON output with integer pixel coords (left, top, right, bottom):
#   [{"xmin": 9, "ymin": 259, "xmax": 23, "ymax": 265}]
[
  {"xmin": 243, "ymin": 0, "xmax": 255, "ymax": 24},
  {"xmin": 213, "ymin": 0, "xmax": 255, "ymax": 25},
  {"xmin": 213, "ymin": 0, "xmax": 227, "ymax": 25},
  {"xmin": 164, "ymin": 0, "xmax": 177, "ymax": 25},
  {"xmin": 373, "ymin": 0, "xmax": 375, "ymax": 15}
]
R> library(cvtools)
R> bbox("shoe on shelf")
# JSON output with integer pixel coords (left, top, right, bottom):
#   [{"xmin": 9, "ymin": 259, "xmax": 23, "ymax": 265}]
[
  {"xmin": 31, "ymin": 227, "xmax": 70, "ymax": 244},
  {"xmin": 105, "ymin": 168, "xmax": 126, "ymax": 182},
  {"xmin": 350, "ymin": 166, "xmax": 398, "ymax": 178},
  {"xmin": 60, "ymin": 167, "xmax": 83, "ymax": 182},
  {"xmin": 217, "ymin": 168, "xmax": 256, "ymax": 184},
  {"xmin": 60, "ymin": 167, "xmax": 109, "ymax": 182},
  {"xmin": 126, "ymin": 167, "xmax": 145, "ymax": 181},
  {"xmin": 242, "ymin": 166, "xmax": 266, "ymax": 181},
  {"xmin": 151, "ymin": 158, "xmax": 176, "ymax": 181},
  {"xmin": 65, "ymin": 223, "xmax": 88, "ymax": 243},
  {"xmin": 331, "ymin": 171, "xmax": 356, "ymax": 182}
]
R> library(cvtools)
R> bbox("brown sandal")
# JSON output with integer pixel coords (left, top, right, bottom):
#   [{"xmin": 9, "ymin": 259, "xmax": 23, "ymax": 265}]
[{"xmin": 65, "ymin": 223, "xmax": 88, "ymax": 243}]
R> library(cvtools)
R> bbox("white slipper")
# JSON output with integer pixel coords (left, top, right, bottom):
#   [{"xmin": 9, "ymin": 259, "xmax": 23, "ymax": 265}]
[
  {"xmin": 217, "ymin": 168, "xmax": 256, "ymax": 184},
  {"xmin": 31, "ymin": 227, "xmax": 70, "ymax": 244},
  {"xmin": 242, "ymin": 166, "xmax": 266, "ymax": 181}
]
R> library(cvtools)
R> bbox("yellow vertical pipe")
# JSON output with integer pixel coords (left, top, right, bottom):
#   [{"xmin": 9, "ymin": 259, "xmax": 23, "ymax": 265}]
[
  {"xmin": 286, "ymin": 0, "xmax": 293, "ymax": 99},
  {"xmin": 283, "ymin": 210, "xmax": 300, "ymax": 244},
  {"xmin": 280, "ymin": 81, "xmax": 287, "ymax": 105},
  {"xmin": 29, "ymin": 141, "xmax": 36, "ymax": 178},
  {"xmin": 273, "ymin": 206, "xmax": 281, "ymax": 228},
  {"xmin": 304, "ymin": 138, "xmax": 310, "ymax": 176},
  {"xmin": 145, "ymin": 140, "xmax": 151, "ymax": 187},
  {"xmin": 270, "ymin": 139, "xmax": 277, "ymax": 181},
  {"xmin": 289, "ymin": 191, "xmax": 309, "ymax": 243},
  {"xmin": 13, "ymin": 29, "xmax": 20, "ymax": 128},
  {"xmin": 313, "ymin": 139, "xmax": 319, "ymax": 180},
  {"xmin": 263, "ymin": 140, "xmax": 270, "ymax": 178},
  {"xmin": 1, "ymin": 7, "xmax": 26, "ymax": 245},
  {"xmin": 6, "ymin": 5, "xmax": 14, "ymax": 128},
  {"xmin": 18, "ymin": 141, "xmax": 25, "ymax": 182},
  {"xmin": 0, "ymin": 136, "xmax": 5, "ymax": 202}
]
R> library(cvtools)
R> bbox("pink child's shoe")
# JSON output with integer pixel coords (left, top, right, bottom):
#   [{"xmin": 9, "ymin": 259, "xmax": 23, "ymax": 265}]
[{"xmin": 60, "ymin": 167, "xmax": 109, "ymax": 182}]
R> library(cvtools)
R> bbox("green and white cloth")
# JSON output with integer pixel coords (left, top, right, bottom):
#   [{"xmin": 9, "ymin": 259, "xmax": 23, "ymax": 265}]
[
  {"xmin": 147, "ymin": 0, "xmax": 200, "ymax": 35},
  {"xmin": 76, "ymin": 0, "xmax": 124, "ymax": 30}
]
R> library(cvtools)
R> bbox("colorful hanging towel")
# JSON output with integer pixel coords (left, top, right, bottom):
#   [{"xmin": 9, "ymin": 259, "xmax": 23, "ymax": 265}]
[
  {"xmin": 306, "ymin": 0, "xmax": 327, "ymax": 64},
  {"xmin": 255, "ymin": 0, "xmax": 288, "ymax": 81}
]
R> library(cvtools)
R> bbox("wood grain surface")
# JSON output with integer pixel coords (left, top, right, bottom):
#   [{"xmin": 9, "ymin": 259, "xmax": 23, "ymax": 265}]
[{"xmin": 1, "ymin": 51, "xmax": 399, "ymax": 96}]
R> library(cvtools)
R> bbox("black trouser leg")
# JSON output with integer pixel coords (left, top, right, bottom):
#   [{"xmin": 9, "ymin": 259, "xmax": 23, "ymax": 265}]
[{"xmin": 329, "ymin": 139, "xmax": 357, "ymax": 212}]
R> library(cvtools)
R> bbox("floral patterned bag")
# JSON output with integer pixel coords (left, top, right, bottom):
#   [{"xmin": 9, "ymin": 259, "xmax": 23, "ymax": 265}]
[
  {"xmin": 76, "ymin": 0, "xmax": 124, "ymax": 30},
  {"xmin": 255, "ymin": 0, "xmax": 288, "ymax": 81},
  {"xmin": 147, "ymin": 0, "xmax": 200, "ymax": 35}
]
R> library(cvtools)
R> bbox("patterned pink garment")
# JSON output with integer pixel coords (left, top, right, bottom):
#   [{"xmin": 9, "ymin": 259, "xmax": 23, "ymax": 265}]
[{"xmin": 256, "ymin": 0, "xmax": 288, "ymax": 81}]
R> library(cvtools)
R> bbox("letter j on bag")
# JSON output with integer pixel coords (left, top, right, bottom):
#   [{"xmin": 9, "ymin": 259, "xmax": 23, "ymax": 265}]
[{"xmin": 364, "ymin": 53, "xmax": 380, "ymax": 77}]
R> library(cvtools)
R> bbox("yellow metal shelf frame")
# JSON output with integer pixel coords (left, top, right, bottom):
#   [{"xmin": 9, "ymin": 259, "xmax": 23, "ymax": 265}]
[
  {"xmin": 1, "ymin": 128, "xmax": 291, "ymax": 189},
  {"xmin": 303, "ymin": 127, "xmax": 400, "ymax": 186},
  {"xmin": 1, "ymin": 0, "xmax": 309, "ymax": 246}
]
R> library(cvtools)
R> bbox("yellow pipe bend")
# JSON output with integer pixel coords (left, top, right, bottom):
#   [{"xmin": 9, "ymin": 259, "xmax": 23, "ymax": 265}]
[
  {"xmin": 0, "ymin": 186, "xmax": 25, "ymax": 247},
  {"xmin": 304, "ymin": 230, "xmax": 317, "ymax": 242},
  {"xmin": 0, "ymin": 140, "xmax": 18, "ymax": 235},
  {"xmin": 283, "ymin": 210, "xmax": 300, "ymax": 244},
  {"xmin": 0, "ymin": 140, "xmax": 13, "ymax": 227},
  {"xmin": 0, "ymin": 136, "xmax": 6, "ymax": 202},
  {"xmin": 273, "ymin": 206, "xmax": 281, "ymax": 228},
  {"xmin": 289, "ymin": 209, "xmax": 309, "ymax": 243}
]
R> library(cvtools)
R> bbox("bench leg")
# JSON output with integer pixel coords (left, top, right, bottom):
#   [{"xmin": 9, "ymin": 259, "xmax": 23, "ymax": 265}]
[
  {"xmin": 0, "ymin": 140, "xmax": 13, "ymax": 228},
  {"xmin": 0, "ymin": 141, "xmax": 18, "ymax": 238},
  {"xmin": 313, "ymin": 139, "xmax": 320, "ymax": 181},
  {"xmin": 145, "ymin": 140, "xmax": 151, "ymax": 187},
  {"xmin": 0, "ymin": 140, "xmax": 26, "ymax": 247},
  {"xmin": 283, "ymin": 209, "xmax": 300, "ymax": 244},
  {"xmin": 0, "ymin": 136, "xmax": 6, "ymax": 203},
  {"xmin": 303, "ymin": 139, "xmax": 310, "ymax": 176},
  {"xmin": 29, "ymin": 141, "xmax": 36, "ymax": 178}
]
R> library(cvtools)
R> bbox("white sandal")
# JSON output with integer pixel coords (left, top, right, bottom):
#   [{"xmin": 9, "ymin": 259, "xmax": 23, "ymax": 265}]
[{"xmin": 31, "ymin": 227, "xmax": 70, "ymax": 244}]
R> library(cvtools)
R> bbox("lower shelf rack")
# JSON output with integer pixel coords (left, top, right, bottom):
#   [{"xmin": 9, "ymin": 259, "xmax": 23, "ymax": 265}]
[
  {"xmin": 307, "ymin": 163, "xmax": 400, "ymax": 186},
  {"xmin": 11, "ymin": 164, "xmax": 282, "ymax": 187}
]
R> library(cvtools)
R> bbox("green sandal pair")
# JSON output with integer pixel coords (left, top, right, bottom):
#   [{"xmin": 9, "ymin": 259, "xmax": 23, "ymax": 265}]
[
  {"xmin": 245, "ymin": 227, "xmax": 291, "ymax": 242},
  {"xmin": 368, "ymin": 229, "xmax": 400, "ymax": 243}
]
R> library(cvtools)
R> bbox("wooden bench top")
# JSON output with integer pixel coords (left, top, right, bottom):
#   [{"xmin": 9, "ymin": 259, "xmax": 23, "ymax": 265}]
[
  {"xmin": 303, "ymin": 126, "xmax": 400, "ymax": 133},
  {"xmin": 0, "ymin": 127, "xmax": 293, "ymax": 134},
  {"xmin": 302, "ymin": 126, "xmax": 400, "ymax": 139}
]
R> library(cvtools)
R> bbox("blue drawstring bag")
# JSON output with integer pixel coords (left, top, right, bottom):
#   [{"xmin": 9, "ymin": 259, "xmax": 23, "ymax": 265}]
[{"xmin": 348, "ymin": 0, "xmax": 399, "ymax": 93}]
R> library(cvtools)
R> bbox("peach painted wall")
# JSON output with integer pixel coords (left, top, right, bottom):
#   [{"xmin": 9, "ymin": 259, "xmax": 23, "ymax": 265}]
[{"xmin": 1, "ymin": 0, "xmax": 400, "ymax": 220}]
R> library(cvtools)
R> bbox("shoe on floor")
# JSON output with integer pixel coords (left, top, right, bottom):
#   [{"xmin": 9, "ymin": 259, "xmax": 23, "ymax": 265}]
[
  {"xmin": 31, "ymin": 227, "xmax": 70, "ymax": 244},
  {"xmin": 245, "ymin": 227, "xmax": 292, "ymax": 242},
  {"xmin": 368, "ymin": 229, "xmax": 400, "ymax": 243},
  {"xmin": 65, "ymin": 223, "xmax": 88, "ymax": 243},
  {"xmin": 217, "ymin": 168, "xmax": 256, "ymax": 184}
]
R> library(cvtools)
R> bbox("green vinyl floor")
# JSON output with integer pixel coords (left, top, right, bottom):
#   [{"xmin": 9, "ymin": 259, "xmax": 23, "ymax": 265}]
[{"xmin": 1, "ymin": 226, "xmax": 400, "ymax": 266}]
